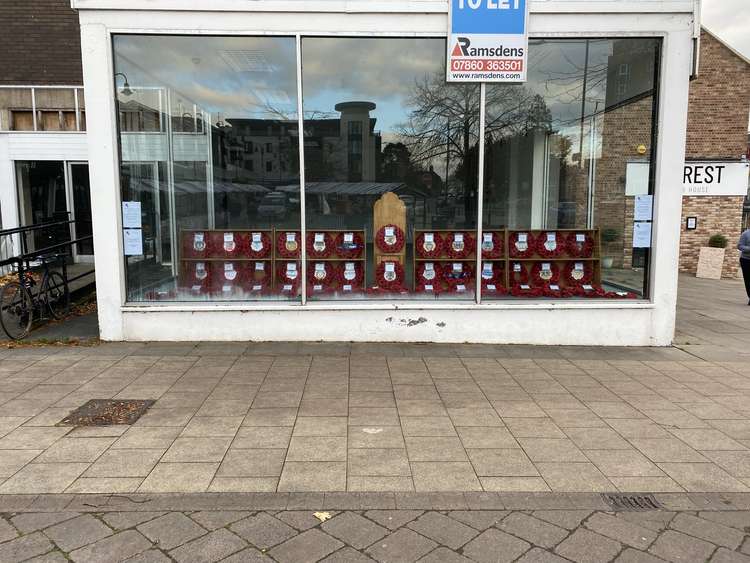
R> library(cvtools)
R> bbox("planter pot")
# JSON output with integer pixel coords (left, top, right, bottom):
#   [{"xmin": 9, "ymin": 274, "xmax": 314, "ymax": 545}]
[
  {"xmin": 696, "ymin": 247, "xmax": 725, "ymax": 280},
  {"xmin": 602, "ymin": 257, "xmax": 615, "ymax": 269}
]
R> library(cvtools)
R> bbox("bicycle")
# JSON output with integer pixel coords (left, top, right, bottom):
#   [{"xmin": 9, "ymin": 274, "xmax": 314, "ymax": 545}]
[{"xmin": 0, "ymin": 254, "xmax": 70, "ymax": 340}]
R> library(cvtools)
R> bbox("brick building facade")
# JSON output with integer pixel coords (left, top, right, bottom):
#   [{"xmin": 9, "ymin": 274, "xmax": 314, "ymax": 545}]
[
  {"xmin": 0, "ymin": 0, "xmax": 83, "ymax": 86},
  {"xmin": 679, "ymin": 29, "xmax": 750, "ymax": 279}
]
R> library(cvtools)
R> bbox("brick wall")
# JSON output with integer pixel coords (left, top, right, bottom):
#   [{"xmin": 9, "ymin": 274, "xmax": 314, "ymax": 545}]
[
  {"xmin": 680, "ymin": 196, "xmax": 744, "ymax": 278},
  {"xmin": 0, "ymin": 0, "xmax": 82, "ymax": 85},
  {"xmin": 679, "ymin": 30, "xmax": 750, "ymax": 279}
]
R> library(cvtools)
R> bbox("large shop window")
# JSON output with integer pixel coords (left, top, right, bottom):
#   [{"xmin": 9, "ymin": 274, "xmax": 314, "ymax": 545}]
[{"xmin": 113, "ymin": 35, "xmax": 659, "ymax": 303}]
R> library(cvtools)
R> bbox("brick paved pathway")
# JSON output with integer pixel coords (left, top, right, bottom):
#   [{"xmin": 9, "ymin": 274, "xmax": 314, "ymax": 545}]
[
  {"xmin": 2, "ymin": 341, "xmax": 750, "ymax": 494},
  {"xmin": 1, "ymin": 492, "xmax": 750, "ymax": 562}
]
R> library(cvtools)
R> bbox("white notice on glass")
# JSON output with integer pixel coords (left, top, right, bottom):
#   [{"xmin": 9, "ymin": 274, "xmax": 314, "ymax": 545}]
[
  {"xmin": 633, "ymin": 222, "xmax": 652, "ymax": 248},
  {"xmin": 634, "ymin": 195, "xmax": 653, "ymax": 222},
  {"xmin": 123, "ymin": 228, "xmax": 143, "ymax": 255},
  {"xmin": 122, "ymin": 201, "xmax": 141, "ymax": 229}
]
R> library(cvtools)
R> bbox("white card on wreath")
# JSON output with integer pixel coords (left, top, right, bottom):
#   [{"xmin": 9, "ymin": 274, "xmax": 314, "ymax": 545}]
[
  {"xmin": 222, "ymin": 284, "xmax": 232, "ymax": 293},
  {"xmin": 514, "ymin": 263, "xmax": 521, "ymax": 272},
  {"xmin": 453, "ymin": 263, "xmax": 462, "ymax": 272},
  {"xmin": 576, "ymin": 233, "xmax": 586, "ymax": 242},
  {"xmin": 252, "ymin": 232, "xmax": 261, "ymax": 242},
  {"xmin": 425, "ymin": 263, "xmax": 434, "ymax": 271},
  {"xmin": 546, "ymin": 233, "xmax": 556, "ymax": 242},
  {"xmin": 224, "ymin": 263, "xmax": 234, "ymax": 272},
  {"xmin": 224, "ymin": 233, "xmax": 234, "ymax": 242},
  {"xmin": 194, "ymin": 233, "xmax": 204, "ymax": 243},
  {"xmin": 487, "ymin": 284, "xmax": 496, "ymax": 291},
  {"xmin": 542, "ymin": 263, "xmax": 551, "ymax": 271},
  {"xmin": 385, "ymin": 262, "xmax": 395, "ymax": 273},
  {"xmin": 483, "ymin": 233, "xmax": 492, "ymax": 243},
  {"xmin": 425, "ymin": 233, "xmax": 434, "ymax": 243},
  {"xmin": 287, "ymin": 263, "xmax": 297, "ymax": 273},
  {"xmin": 286, "ymin": 232, "xmax": 296, "ymax": 242},
  {"xmin": 575, "ymin": 262, "xmax": 584, "ymax": 271},
  {"xmin": 255, "ymin": 262, "xmax": 264, "ymax": 271},
  {"xmin": 315, "ymin": 263, "xmax": 325, "ymax": 272},
  {"xmin": 518, "ymin": 233, "xmax": 528, "ymax": 243},
  {"xmin": 455, "ymin": 233, "xmax": 464, "ymax": 243},
  {"xmin": 314, "ymin": 233, "xmax": 324, "ymax": 243},
  {"xmin": 253, "ymin": 284, "xmax": 263, "ymax": 291},
  {"xmin": 345, "ymin": 263, "xmax": 355, "ymax": 272},
  {"xmin": 343, "ymin": 284, "xmax": 353, "ymax": 291},
  {"xmin": 456, "ymin": 284, "xmax": 466, "ymax": 292},
  {"xmin": 425, "ymin": 284, "xmax": 434, "ymax": 291},
  {"xmin": 385, "ymin": 227, "xmax": 394, "ymax": 237},
  {"xmin": 344, "ymin": 233, "xmax": 354, "ymax": 243},
  {"xmin": 192, "ymin": 285, "xmax": 202, "ymax": 293},
  {"xmin": 550, "ymin": 284, "xmax": 560, "ymax": 291},
  {"xmin": 520, "ymin": 284, "xmax": 531, "ymax": 290},
  {"xmin": 583, "ymin": 284, "xmax": 594, "ymax": 291}
]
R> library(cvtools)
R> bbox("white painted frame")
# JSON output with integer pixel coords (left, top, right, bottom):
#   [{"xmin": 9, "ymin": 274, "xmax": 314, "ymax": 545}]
[{"xmin": 77, "ymin": 1, "xmax": 694, "ymax": 344}]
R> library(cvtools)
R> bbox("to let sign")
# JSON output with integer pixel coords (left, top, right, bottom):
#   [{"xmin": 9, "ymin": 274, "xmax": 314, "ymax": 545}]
[
  {"xmin": 447, "ymin": 0, "xmax": 529, "ymax": 83},
  {"xmin": 683, "ymin": 162, "xmax": 749, "ymax": 196}
]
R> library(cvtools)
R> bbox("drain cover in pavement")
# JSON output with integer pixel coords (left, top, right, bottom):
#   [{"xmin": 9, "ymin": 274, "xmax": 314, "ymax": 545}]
[
  {"xmin": 59, "ymin": 399, "xmax": 155, "ymax": 426},
  {"xmin": 602, "ymin": 493, "xmax": 662, "ymax": 511}
]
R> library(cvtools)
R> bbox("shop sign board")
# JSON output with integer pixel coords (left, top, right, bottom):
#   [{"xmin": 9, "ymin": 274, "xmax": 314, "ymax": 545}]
[
  {"xmin": 683, "ymin": 161, "xmax": 749, "ymax": 196},
  {"xmin": 447, "ymin": 0, "xmax": 529, "ymax": 83}
]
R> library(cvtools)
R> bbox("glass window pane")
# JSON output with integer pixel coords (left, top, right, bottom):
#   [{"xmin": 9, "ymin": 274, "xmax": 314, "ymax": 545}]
[
  {"xmin": 113, "ymin": 35, "xmax": 301, "ymax": 302},
  {"xmin": 302, "ymin": 37, "xmax": 479, "ymax": 300},
  {"xmin": 15, "ymin": 161, "xmax": 70, "ymax": 252},
  {"xmin": 481, "ymin": 38, "xmax": 659, "ymax": 300}
]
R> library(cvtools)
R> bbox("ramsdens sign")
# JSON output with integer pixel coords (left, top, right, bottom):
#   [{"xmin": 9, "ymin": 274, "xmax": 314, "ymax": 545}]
[
  {"xmin": 447, "ymin": 0, "xmax": 529, "ymax": 83},
  {"xmin": 683, "ymin": 162, "xmax": 749, "ymax": 196}
]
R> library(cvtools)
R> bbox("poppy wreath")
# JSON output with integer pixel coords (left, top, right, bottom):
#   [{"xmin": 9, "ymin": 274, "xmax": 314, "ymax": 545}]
[
  {"xmin": 375, "ymin": 260, "xmax": 406, "ymax": 292},
  {"xmin": 415, "ymin": 263, "xmax": 442, "ymax": 285},
  {"xmin": 416, "ymin": 283, "xmax": 441, "ymax": 295},
  {"xmin": 566, "ymin": 232, "xmax": 595, "ymax": 258},
  {"xmin": 306, "ymin": 232, "xmax": 334, "ymax": 259},
  {"xmin": 508, "ymin": 262, "xmax": 530, "ymax": 286},
  {"xmin": 244, "ymin": 262, "xmax": 271, "ymax": 291},
  {"xmin": 276, "ymin": 231, "xmax": 301, "ymax": 259},
  {"xmin": 276, "ymin": 262, "xmax": 301, "ymax": 294},
  {"xmin": 335, "ymin": 262, "xmax": 364, "ymax": 288},
  {"xmin": 564, "ymin": 284, "xmax": 607, "ymax": 298},
  {"xmin": 246, "ymin": 232, "xmax": 272, "ymax": 259},
  {"xmin": 182, "ymin": 231, "xmax": 208, "ymax": 259},
  {"xmin": 307, "ymin": 263, "xmax": 336, "ymax": 295},
  {"xmin": 442, "ymin": 262, "xmax": 475, "ymax": 288},
  {"xmin": 482, "ymin": 281, "xmax": 508, "ymax": 295},
  {"xmin": 209, "ymin": 232, "xmax": 246, "ymax": 258},
  {"xmin": 531, "ymin": 262, "xmax": 561, "ymax": 287},
  {"xmin": 182, "ymin": 262, "xmax": 211, "ymax": 289},
  {"xmin": 445, "ymin": 232, "xmax": 476, "ymax": 259},
  {"xmin": 375, "ymin": 224, "xmax": 405, "ymax": 253},
  {"xmin": 479, "ymin": 263, "xmax": 504, "ymax": 286},
  {"xmin": 510, "ymin": 284, "xmax": 544, "ymax": 298},
  {"xmin": 509, "ymin": 232, "xmax": 535, "ymax": 259},
  {"xmin": 415, "ymin": 232, "xmax": 444, "ymax": 259},
  {"xmin": 535, "ymin": 232, "xmax": 566, "ymax": 259},
  {"xmin": 334, "ymin": 232, "xmax": 364, "ymax": 259},
  {"xmin": 563, "ymin": 261, "xmax": 594, "ymax": 287},
  {"xmin": 541, "ymin": 284, "xmax": 565, "ymax": 298},
  {"xmin": 481, "ymin": 232, "xmax": 504, "ymax": 259}
]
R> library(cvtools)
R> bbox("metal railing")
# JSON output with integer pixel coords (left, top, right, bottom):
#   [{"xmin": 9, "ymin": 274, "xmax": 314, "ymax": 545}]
[{"xmin": 0, "ymin": 218, "xmax": 95, "ymax": 289}]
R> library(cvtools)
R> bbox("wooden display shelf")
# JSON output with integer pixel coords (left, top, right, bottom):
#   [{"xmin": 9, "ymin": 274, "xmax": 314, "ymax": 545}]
[{"xmin": 181, "ymin": 257, "xmax": 272, "ymax": 262}]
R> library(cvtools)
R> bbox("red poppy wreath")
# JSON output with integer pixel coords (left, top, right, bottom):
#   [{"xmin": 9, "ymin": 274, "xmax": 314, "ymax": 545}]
[
  {"xmin": 509, "ymin": 232, "xmax": 535, "ymax": 259},
  {"xmin": 375, "ymin": 260, "xmax": 406, "ymax": 291},
  {"xmin": 415, "ymin": 232, "xmax": 444, "ymax": 259},
  {"xmin": 306, "ymin": 232, "xmax": 334, "ymax": 259},
  {"xmin": 480, "ymin": 232, "xmax": 504, "ymax": 259},
  {"xmin": 535, "ymin": 232, "xmax": 565, "ymax": 259},
  {"xmin": 334, "ymin": 232, "xmax": 364, "ymax": 259},
  {"xmin": 444, "ymin": 232, "xmax": 476, "ymax": 259},
  {"xmin": 246, "ymin": 232, "xmax": 272, "ymax": 259},
  {"xmin": 566, "ymin": 232, "xmax": 595, "ymax": 258},
  {"xmin": 375, "ymin": 225, "xmax": 405, "ymax": 253},
  {"xmin": 276, "ymin": 231, "xmax": 301, "ymax": 259}
]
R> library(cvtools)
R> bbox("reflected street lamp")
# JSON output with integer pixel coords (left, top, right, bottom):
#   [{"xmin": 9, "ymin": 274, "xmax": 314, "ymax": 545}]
[{"xmin": 114, "ymin": 73, "xmax": 133, "ymax": 96}]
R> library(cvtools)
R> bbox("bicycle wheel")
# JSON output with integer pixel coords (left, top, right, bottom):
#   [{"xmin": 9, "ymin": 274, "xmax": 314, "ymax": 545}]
[
  {"xmin": 0, "ymin": 282, "xmax": 33, "ymax": 340},
  {"xmin": 45, "ymin": 272, "xmax": 70, "ymax": 319}
]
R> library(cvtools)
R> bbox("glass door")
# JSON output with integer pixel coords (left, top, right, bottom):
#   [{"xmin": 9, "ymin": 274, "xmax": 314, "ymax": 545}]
[{"xmin": 67, "ymin": 162, "xmax": 94, "ymax": 261}]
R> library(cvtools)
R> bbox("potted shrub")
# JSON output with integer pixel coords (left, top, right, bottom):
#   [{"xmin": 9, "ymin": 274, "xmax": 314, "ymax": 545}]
[
  {"xmin": 600, "ymin": 228, "xmax": 620, "ymax": 269},
  {"xmin": 696, "ymin": 233, "xmax": 727, "ymax": 279}
]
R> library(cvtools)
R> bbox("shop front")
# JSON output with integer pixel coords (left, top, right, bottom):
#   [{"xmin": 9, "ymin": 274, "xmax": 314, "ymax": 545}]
[{"xmin": 75, "ymin": 0, "xmax": 697, "ymax": 344}]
